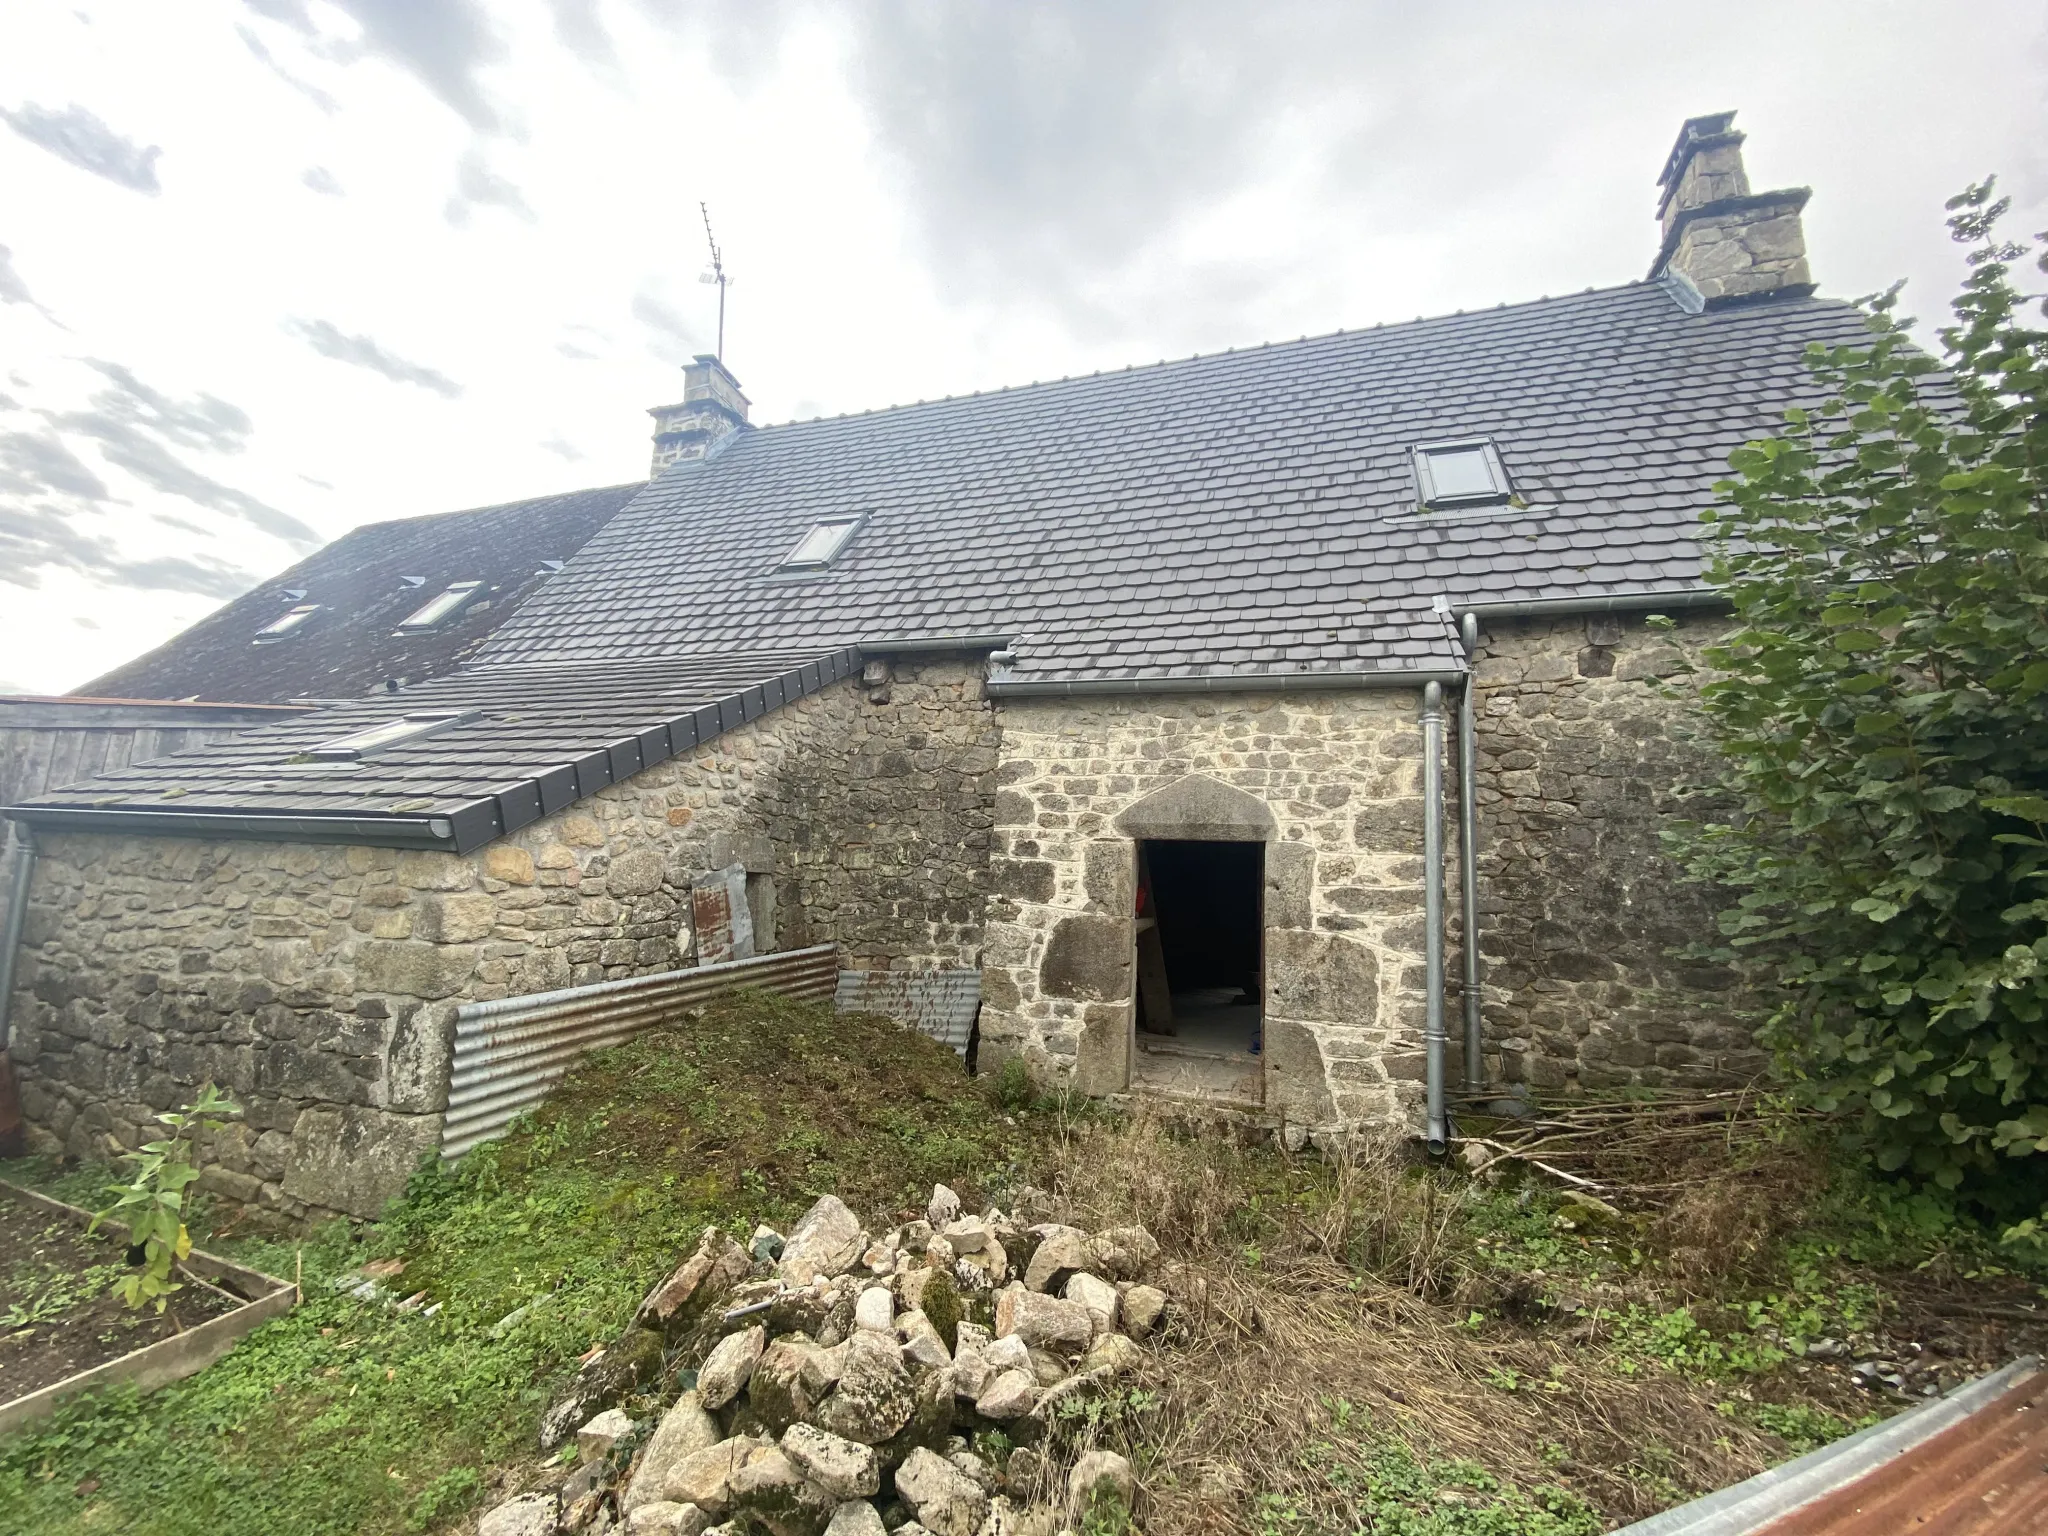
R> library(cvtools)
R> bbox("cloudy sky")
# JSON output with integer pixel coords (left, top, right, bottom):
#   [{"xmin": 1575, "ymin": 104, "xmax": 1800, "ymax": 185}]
[{"xmin": 2, "ymin": 1, "xmax": 2044, "ymax": 695}]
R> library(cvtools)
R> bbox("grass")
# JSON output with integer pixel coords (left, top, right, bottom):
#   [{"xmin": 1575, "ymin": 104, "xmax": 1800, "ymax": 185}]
[
  {"xmin": 0, "ymin": 990, "xmax": 1038, "ymax": 1536},
  {"xmin": 1024, "ymin": 1106, "xmax": 2048, "ymax": 1534},
  {"xmin": 4, "ymin": 995, "xmax": 2043, "ymax": 1536}
]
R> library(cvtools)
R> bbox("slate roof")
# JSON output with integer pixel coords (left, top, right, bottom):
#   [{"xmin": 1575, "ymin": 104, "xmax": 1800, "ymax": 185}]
[
  {"xmin": 15, "ymin": 650, "xmax": 856, "ymax": 852},
  {"xmin": 78, "ymin": 483, "xmax": 643, "ymax": 705},
  {"xmin": 9, "ymin": 278, "xmax": 1882, "ymax": 847},
  {"xmin": 478, "ymin": 279, "xmax": 1875, "ymax": 683}
]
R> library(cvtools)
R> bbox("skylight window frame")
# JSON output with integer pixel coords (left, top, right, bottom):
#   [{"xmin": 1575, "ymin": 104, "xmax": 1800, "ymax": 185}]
[
  {"xmin": 774, "ymin": 514, "xmax": 865, "ymax": 575},
  {"xmin": 252, "ymin": 603, "xmax": 322, "ymax": 644},
  {"xmin": 1412, "ymin": 438, "xmax": 1512, "ymax": 510},
  {"xmin": 395, "ymin": 580, "xmax": 486, "ymax": 633},
  {"xmin": 304, "ymin": 709, "xmax": 482, "ymax": 763}
]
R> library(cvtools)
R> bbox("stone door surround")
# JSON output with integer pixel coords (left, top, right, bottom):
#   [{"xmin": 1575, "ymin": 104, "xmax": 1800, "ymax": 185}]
[{"xmin": 1047, "ymin": 775, "xmax": 1284, "ymax": 1097}]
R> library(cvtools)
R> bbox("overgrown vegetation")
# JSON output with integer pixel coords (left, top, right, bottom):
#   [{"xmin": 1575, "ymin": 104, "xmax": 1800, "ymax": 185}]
[
  {"xmin": 1033, "ymin": 1100, "xmax": 2046, "ymax": 1534},
  {"xmin": 1666, "ymin": 183, "xmax": 2048, "ymax": 1230},
  {"xmin": 0, "ymin": 992, "xmax": 1036, "ymax": 1536},
  {"xmin": 4, "ymin": 997, "xmax": 2042, "ymax": 1536}
]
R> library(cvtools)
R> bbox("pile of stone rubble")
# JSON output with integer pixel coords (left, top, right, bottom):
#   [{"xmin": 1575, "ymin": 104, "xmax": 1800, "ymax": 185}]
[{"xmin": 477, "ymin": 1184, "xmax": 1166, "ymax": 1536}]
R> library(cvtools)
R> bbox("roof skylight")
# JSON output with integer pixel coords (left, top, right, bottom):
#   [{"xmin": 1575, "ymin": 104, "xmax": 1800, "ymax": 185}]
[
  {"xmin": 253, "ymin": 603, "xmax": 321, "ymax": 644},
  {"xmin": 397, "ymin": 580, "xmax": 484, "ymax": 631},
  {"xmin": 305, "ymin": 709, "xmax": 481, "ymax": 762},
  {"xmin": 778, "ymin": 517, "xmax": 862, "ymax": 571},
  {"xmin": 1413, "ymin": 439, "xmax": 1511, "ymax": 509}
]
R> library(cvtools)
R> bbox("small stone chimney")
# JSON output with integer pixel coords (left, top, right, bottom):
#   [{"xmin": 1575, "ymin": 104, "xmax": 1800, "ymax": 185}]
[
  {"xmin": 648, "ymin": 354, "xmax": 751, "ymax": 475},
  {"xmin": 1650, "ymin": 112, "xmax": 1814, "ymax": 309}
]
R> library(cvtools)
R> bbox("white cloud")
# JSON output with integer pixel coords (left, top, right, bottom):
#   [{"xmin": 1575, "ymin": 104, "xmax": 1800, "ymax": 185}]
[{"xmin": 0, "ymin": 0, "xmax": 2041, "ymax": 693}]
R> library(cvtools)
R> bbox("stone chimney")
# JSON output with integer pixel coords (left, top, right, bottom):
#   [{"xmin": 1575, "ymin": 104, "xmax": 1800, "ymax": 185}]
[
  {"xmin": 1650, "ymin": 112, "xmax": 1814, "ymax": 309},
  {"xmin": 648, "ymin": 354, "xmax": 751, "ymax": 475}
]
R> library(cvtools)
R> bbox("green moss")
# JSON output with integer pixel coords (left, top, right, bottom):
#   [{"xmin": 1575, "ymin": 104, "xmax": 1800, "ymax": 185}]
[{"xmin": 921, "ymin": 1267, "xmax": 963, "ymax": 1353}]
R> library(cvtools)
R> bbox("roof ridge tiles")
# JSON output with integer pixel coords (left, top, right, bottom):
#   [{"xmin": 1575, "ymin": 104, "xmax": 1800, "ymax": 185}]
[{"xmin": 750, "ymin": 278, "xmax": 1764, "ymax": 436}]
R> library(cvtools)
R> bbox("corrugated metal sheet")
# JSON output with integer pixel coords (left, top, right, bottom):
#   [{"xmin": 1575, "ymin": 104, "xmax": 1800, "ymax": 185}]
[
  {"xmin": 440, "ymin": 944, "xmax": 837, "ymax": 1158},
  {"xmin": 835, "ymin": 968, "xmax": 981, "ymax": 1055},
  {"xmin": 1754, "ymin": 1360, "xmax": 2048, "ymax": 1534},
  {"xmin": 1616, "ymin": 1356, "xmax": 2044, "ymax": 1535}
]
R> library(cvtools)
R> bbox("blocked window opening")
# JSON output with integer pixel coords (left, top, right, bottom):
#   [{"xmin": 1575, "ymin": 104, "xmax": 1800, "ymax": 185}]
[
  {"xmin": 745, "ymin": 872, "xmax": 777, "ymax": 954},
  {"xmin": 1135, "ymin": 839, "xmax": 1263, "ymax": 1061}
]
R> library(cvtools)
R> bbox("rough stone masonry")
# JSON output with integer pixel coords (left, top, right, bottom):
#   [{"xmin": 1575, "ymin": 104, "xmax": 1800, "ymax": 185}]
[
  {"xmin": 9, "ymin": 624, "xmax": 1764, "ymax": 1216},
  {"xmin": 979, "ymin": 687, "xmax": 1433, "ymax": 1134},
  {"xmin": 1467, "ymin": 611, "xmax": 1761, "ymax": 1093},
  {"xmin": 7, "ymin": 660, "xmax": 997, "ymax": 1218}
]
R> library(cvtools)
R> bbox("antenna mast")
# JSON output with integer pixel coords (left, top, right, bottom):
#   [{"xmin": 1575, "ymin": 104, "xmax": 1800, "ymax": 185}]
[{"xmin": 699, "ymin": 202, "xmax": 729, "ymax": 361}]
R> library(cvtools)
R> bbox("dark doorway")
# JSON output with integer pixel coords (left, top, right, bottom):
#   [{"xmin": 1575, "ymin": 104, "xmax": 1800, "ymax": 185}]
[{"xmin": 1136, "ymin": 839, "xmax": 1263, "ymax": 1058}]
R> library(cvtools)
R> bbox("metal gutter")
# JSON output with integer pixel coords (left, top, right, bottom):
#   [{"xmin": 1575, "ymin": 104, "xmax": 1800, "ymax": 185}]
[
  {"xmin": 1420, "ymin": 681, "xmax": 1449, "ymax": 1154},
  {"xmin": 987, "ymin": 667, "xmax": 1465, "ymax": 699},
  {"xmin": 1458, "ymin": 589, "xmax": 1728, "ymax": 620},
  {"xmin": 1614, "ymin": 1355, "xmax": 2040, "ymax": 1535},
  {"xmin": 3, "ymin": 808, "xmax": 457, "ymax": 849},
  {"xmin": 1456, "ymin": 614, "xmax": 1483, "ymax": 1097},
  {"xmin": 2, "ymin": 647, "xmax": 865, "ymax": 855}
]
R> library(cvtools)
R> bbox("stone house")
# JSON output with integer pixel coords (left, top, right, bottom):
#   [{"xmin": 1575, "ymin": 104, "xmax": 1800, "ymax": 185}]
[{"xmin": 2, "ymin": 114, "xmax": 1865, "ymax": 1214}]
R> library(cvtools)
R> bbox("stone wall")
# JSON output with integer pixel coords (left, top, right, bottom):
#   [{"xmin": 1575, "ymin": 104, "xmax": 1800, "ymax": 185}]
[
  {"xmin": 980, "ymin": 690, "xmax": 1431, "ymax": 1133},
  {"xmin": 779, "ymin": 657, "xmax": 999, "ymax": 971},
  {"xmin": 1467, "ymin": 611, "xmax": 1759, "ymax": 1092},
  {"xmin": 5, "ymin": 658, "xmax": 996, "ymax": 1217}
]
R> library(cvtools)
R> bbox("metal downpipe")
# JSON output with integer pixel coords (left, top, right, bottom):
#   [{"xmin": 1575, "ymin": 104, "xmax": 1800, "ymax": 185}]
[
  {"xmin": 1458, "ymin": 614, "xmax": 1484, "ymax": 1098},
  {"xmin": 1421, "ymin": 682, "xmax": 1449, "ymax": 1154},
  {"xmin": 0, "ymin": 825, "xmax": 37, "ymax": 1157}
]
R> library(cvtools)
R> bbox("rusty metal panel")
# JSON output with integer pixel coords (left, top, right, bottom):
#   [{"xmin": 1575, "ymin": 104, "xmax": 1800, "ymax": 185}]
[
  {"xmin": 834, "ymin": 968, "xmax": 981, "ymax": 1055},
  {"xmin": 440, "ymin": 944, "xmax": 837, "ymax": 1158},
  {"xmin": 1753, "ymin": 1362, "xmax": 2048, "ymax": 1534},
  {"xmin": 1615, "ymin": 1356, "xmax": 2044, "ymax": 1536}
]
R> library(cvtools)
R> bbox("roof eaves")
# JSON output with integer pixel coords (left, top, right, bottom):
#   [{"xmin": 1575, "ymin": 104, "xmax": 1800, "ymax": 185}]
[
  {"xmin": 4, "ymin": 646, "xmax": 864, "ymax": 855},
  {"xmin": 6, "ymin": 808, "xmax": 462, "ymax": 850},
  {"xmin": 986, "ymin": 664, "xmax": 1467, "ymax": 699}
]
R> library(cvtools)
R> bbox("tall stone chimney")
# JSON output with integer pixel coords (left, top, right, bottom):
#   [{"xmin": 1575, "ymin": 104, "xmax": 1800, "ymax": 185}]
[
  {"xmin": 648, "ymin": 354, "xmax": 750, "ymax": 475},
  {"xmin": 1650, "ymin": 112, "xmax": 1814, "ymax": 309}
]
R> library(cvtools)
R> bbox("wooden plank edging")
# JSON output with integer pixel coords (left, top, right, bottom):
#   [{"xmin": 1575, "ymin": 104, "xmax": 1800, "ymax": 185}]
[{"xmin": 0, "ymin": 1179, "xmax": 297, "ymax": 1436}]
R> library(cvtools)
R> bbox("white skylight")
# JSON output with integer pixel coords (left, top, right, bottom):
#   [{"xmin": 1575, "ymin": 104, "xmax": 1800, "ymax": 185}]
[
  {"xmin": 397, "ymin": 580, "xmax": 484, "ymax": 631},
  {"xmin": 305, "ymin": 710, "xmax": 481, "ymax": 762},
  {"xmin": 779, "ymin": 517, "xmax": 862, "ymax": 571},
  {"xmin": 1413, "ymin": 439, "xmax": 1511, "ymax": 508},
  {"xmin": 252, "ymin": 603, "xmax": 321, "ymax": 643}
]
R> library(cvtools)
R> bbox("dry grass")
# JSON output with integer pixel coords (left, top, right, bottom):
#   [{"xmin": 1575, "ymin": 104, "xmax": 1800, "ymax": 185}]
[{"xmin": 1028, "ymin": 1111, "xmax": 1807, "ymax": 1533}]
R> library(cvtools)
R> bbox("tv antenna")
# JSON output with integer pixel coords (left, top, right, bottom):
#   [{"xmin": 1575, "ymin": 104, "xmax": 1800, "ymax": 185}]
[{"xmin": 698, "ymin": 202, "xmax": 732, "ymax": 361}]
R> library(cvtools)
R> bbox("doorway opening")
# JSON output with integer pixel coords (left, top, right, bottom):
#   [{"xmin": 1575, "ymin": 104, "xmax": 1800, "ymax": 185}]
[{"xmin": 1134, "ymin": 840, "xmax": 1263, "ymax": 1085}]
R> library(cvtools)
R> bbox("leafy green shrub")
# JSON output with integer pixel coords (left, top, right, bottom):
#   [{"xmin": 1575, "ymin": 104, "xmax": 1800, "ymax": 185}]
[
  {"xmin": 1670, "ymin": 181, "xmax": 2048, "ymax": 1225},
  {"xmin": 92, "ymin": 1084, "xmax": 243, "ymax": 1312}
]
